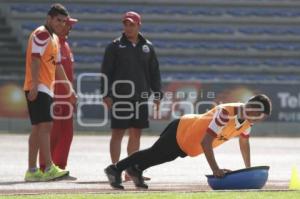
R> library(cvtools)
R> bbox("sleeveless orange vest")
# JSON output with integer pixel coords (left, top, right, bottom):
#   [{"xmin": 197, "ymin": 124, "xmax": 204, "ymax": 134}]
[
  {"xmin": 24, "ymin": 26, "xmax": 59, "ymax": 94},
  {"xmin": 176, "ymin": 103, "xmax": 251, "ymax": 157}
]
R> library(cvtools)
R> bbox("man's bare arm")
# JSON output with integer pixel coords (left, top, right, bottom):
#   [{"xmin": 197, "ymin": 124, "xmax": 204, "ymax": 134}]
[
  {"xmin": 201, "ymin": 133, "xmax": 230, "ymax": 177},
  {"xmin": 27, "ymin": 57, "xmax": 40, "ymax": 101},
  {"xmin": 239, "ymin": 136, "xmax": 251, "ymax": 168}
]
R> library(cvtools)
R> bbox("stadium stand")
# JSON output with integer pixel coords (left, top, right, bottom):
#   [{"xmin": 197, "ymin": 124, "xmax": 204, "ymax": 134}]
[
  {"xmin": 0, "ymin": 0, "xmax": 300, "ymax": 82},
  {"xmin": 0, "ymin": 8, "xmax": 24, "ymax": 79}
]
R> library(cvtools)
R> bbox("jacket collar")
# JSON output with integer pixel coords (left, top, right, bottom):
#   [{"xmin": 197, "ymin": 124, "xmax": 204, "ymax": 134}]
[{"xmin": 121, "ymin": 32, "xmax": 146, "ymax": 45}]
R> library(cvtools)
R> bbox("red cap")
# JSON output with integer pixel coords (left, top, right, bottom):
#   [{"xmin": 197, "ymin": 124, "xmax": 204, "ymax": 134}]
[
  {"xmin": 122, "ymin": 11, "xmax": 141, "ymax": 25},
  {"xmin": 66, "ymin": 17, "xmax": 78, "ymax": 26}
]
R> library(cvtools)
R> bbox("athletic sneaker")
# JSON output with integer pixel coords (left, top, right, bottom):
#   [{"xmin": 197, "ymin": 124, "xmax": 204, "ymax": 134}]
[
  {"xmin": 24, "ymin": 169, "xmax": 43, "ymax": 182},
  {"xmin": 126, "ymin": 165, "xmax": 148, "ymax": 189},
  {"xmin": 104, "ymin": 164, "xmax": 124, "ymax": 189},
  {"xmin": 42, "ymin": 164, "xmax": 69, "ymax": 181}
]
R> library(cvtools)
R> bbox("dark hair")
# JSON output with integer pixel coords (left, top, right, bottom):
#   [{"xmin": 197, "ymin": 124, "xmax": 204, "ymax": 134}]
[
  {"xmin": 48, "ymin": 3, "xmax": 68, "ymax": 17},
  {"xmin": 247, "ymin": 94, "xmax": 272, "ymax": 115}
]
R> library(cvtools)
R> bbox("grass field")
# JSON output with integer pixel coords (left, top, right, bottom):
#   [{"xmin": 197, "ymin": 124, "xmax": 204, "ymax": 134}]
[{"xmin": 1, "ymin": 192, "xmax": 300, "ymax": 199}]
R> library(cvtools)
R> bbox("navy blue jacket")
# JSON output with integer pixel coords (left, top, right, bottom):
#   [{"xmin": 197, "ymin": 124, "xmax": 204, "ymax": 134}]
[{"xmin": 101, "ymin": 33, "xmax": 162, "ymax": 101}]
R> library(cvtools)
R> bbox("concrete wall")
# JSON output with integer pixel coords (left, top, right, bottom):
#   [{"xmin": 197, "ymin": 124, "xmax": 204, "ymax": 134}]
[{"xmin": 1, "ymin": 118, "xmax": 299, "ymax": 137}]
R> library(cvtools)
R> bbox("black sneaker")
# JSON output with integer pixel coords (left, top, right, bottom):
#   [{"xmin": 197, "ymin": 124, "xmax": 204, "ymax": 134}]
[
  {"xmin": 104, "ymin": 165, "xmax": 124, "ymax": 189},
  {"xmin": 126, "ymin": 165, "xmax": 148, "ymax": 189}
]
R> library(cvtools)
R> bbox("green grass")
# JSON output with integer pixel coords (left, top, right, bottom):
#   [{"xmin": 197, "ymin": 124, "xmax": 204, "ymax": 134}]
[{"xmin": 1, "ymin": 192, "xmax": 300, "ymax": 199}]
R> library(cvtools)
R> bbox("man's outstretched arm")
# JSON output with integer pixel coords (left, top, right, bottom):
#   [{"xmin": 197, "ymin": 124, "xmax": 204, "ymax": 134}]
[
  {"xmin": 201, "ymin": 133, "xmax": 230, "ymax": 177},
  {"xmin": 239, "ymin": 135, "xmax": 251, "ymax": 168}
]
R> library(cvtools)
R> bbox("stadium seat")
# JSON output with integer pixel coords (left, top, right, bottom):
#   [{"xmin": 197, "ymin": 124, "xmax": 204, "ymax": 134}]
[{"xmin": 8, "ymin": 2, "xmax": 300, "ymax": 84}]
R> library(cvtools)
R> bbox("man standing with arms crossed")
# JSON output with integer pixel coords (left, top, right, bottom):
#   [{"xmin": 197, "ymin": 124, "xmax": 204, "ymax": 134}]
[
  {"xmin": 101, "ymin": 11, "xmax": 163, "ymax": 181},
  {"xmin": 39, "ymin": 13, "xmax": 78, "ymax": 173},
  {"xmin": 24, "ymin": 3, "xmax": 76, "ymax": 181}
]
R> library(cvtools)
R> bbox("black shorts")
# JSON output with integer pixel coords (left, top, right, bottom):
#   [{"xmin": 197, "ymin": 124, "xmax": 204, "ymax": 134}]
[
  {"xmin": 110, "ymin": 100, "xmax": 149, "ymax": 129},
  {"xmin": 25, "ymin": 91, "xmax": 53, "ymax": 125}
]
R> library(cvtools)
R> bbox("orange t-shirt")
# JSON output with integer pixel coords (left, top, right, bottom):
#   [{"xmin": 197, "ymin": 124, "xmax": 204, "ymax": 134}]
[
  {"xmin": 176, "ymin": 103, "xmax": 251, "ymax": 157},
  {"xmin": 23, "ymin": 25, "xmax": 60, "ymax": 97}
]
